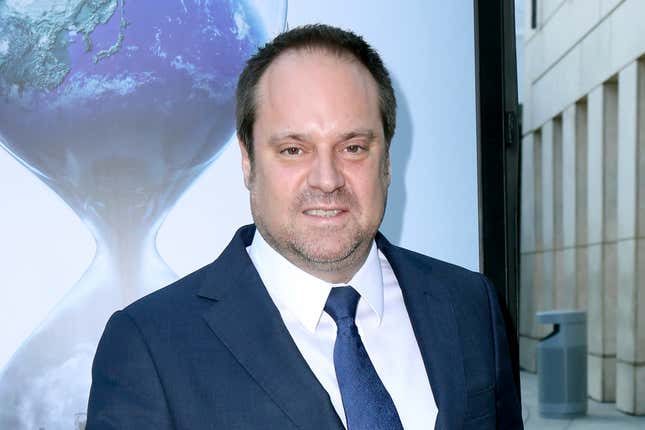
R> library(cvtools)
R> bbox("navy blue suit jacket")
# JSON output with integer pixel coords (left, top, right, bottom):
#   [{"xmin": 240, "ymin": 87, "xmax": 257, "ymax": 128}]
[{"xmin": 87, "ymin": 225, "xmax": 523, "ymax": 429}]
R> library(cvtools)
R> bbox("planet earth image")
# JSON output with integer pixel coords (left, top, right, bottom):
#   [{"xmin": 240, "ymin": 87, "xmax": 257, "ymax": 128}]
[
  {"xmin": 0, "ymin": 0, "xmax": 282, "ymax": 428},
  {"xmin": 0, "ymin": 0, "xmax": 266, "ymax": 207}
]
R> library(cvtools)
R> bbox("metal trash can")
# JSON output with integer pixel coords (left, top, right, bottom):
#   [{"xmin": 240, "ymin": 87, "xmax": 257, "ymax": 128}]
[{"xmin": 536, "ymin": 310, "xmax": 587, "ymax": 418}]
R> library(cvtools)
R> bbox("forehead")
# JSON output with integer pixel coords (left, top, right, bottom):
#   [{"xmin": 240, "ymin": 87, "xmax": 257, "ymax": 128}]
[{"xmin": 254, "ymin": 49, "xmax": 381, "ymax": 136}]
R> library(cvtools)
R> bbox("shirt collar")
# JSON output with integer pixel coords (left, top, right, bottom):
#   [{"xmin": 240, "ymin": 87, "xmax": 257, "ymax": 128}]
[{"xmin": 247, "ymin": 229, "xmax": 384, "ymax": 333}]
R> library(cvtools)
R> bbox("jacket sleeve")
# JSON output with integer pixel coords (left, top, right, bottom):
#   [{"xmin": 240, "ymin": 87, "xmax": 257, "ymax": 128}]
[
  {"xmin": 482, "ymin": 276, "xmax": 524, "ymax": 429},
  {"xmin": 86, "ymin": 310, "xmax": 174, "ymax": 430}
]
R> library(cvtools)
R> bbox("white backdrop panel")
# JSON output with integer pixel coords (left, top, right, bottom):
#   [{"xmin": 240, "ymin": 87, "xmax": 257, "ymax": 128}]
[{"xmin": 0, "ymin": 0, "xmax": 479, "ymax": 374}]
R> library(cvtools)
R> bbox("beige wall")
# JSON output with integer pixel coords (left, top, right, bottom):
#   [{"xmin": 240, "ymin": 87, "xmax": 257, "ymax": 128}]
[{"xmin": 520, "ymin": 0, "xmax": 645, "ymax": 414}]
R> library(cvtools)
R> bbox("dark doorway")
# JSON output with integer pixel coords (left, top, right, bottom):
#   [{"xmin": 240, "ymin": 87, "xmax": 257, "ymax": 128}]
[{"xmin": 473, "ymin": 0, "xmax": 522, "ymax": 399}]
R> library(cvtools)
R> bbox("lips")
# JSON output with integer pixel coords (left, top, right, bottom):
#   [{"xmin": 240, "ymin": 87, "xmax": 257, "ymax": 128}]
[{"xmin": 303, "ymin": 208, "xmax": 345, "ymax": 217}]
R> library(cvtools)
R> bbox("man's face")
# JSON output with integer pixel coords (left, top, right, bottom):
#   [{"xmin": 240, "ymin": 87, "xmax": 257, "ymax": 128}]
[{"xmin": 240, "ymin": 49, "xmax": 390, "ymax": 282}]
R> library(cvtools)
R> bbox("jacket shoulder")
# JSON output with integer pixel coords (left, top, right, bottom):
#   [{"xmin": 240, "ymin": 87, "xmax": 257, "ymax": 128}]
[
  {"xmin": 122, "ymin": 261, "xmax": 213, "ymax": 323},
  {"xmin": 384, "ymin": 242, "xmax": 488, "ymax": 295}
]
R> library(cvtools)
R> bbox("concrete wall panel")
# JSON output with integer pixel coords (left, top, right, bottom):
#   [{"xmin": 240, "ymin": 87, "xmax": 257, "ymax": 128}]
[{"xmin": 525, "ymin": 0, "xmax": 645, "ymax": 132}]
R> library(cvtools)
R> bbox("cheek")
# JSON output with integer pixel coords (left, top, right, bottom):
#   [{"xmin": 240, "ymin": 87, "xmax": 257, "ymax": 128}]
[
  {"xmin": 253, "ymin": 163, "xmax": 301, "ymax": 210},
  {"xmin": 371, "ymin": 180, "xmax": 388, "ymax": 210},
  {"xmin": 350, "ymin": 173, "xmax": 388, "ymax": 210},
  {"xmin": 371, "ymin": 175, "xmax": 390, "ymax": 212}
]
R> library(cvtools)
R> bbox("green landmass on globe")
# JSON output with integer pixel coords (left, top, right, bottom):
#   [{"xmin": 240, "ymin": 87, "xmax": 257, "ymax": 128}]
[{"xmin": 0, "ymin": 0, "xmax": 128, "ymax": 94}]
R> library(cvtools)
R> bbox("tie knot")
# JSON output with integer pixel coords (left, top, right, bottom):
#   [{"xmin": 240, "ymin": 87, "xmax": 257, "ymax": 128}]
[{"xmin": 324, "ymin": 286, "xmax": 360, "ymax": 322}]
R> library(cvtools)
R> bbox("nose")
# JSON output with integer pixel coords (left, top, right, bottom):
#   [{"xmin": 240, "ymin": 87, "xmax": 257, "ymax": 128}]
[{"xmin": 307, "ymin": 149, "xmax": 345, "ymax": 192}]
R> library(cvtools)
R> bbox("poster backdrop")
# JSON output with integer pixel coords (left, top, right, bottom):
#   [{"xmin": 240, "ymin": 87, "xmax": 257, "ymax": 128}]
[{"xmin": 0, "ymin": 1, "xmax": 477, "ymax": 428}]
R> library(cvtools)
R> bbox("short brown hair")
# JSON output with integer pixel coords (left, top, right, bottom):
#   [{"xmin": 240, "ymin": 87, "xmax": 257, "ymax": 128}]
[{"xmin": 236, "ymin": 24, "xmax": 396, "ymax": 160}]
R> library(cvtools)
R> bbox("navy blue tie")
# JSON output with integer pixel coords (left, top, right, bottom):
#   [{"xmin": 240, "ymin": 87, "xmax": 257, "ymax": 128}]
[{"xmin": 324, "ymin": 286, "xmax": 403, "ymax": 430}]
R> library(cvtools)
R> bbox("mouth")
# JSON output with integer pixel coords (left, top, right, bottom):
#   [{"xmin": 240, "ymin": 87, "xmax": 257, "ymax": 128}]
[{"xmin": 302, "ymin": 208, "xmax": 347, "ymax": 218}]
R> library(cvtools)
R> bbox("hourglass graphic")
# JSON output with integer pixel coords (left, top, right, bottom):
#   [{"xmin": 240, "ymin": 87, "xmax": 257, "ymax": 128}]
[{"xmin": 0, "ymin": 1, "xmax": 286, "ymax": 429}]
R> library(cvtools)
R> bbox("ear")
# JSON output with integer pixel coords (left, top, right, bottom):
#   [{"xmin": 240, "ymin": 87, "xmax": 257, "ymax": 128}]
[
  {"xmin": 384, "ymin": 153, "xmax": 392, "ymax": 187},
  {"xmin": 238, "ymin": 138, "xmax": 252, "ymax": 189}
]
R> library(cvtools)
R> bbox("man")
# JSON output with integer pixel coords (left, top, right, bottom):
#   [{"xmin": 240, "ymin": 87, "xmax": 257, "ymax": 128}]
[{"xmin": 87, "ymin": 24, "xmax": 523, "ymax": 429}]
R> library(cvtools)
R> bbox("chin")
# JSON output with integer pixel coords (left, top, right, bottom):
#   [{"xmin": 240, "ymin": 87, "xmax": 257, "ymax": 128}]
[{"xmin": 293, "ymin": 236, "xmax": 364, "ymax": 265}]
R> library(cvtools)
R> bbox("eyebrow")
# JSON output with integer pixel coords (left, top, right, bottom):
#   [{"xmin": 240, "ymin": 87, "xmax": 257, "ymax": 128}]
[
  {"xmin": 268, "ymin": 132, "xmax": 307, "ymax": 145},
  {"xmin": 340, "ymin": 129, "xmax": 376, "ymax": 142},
  {"xmin": 268, "ymin": 129, "xmax": 377, "ymax": 145}
]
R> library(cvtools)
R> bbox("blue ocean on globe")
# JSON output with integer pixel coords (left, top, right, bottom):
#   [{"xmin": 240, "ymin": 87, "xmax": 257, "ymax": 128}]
[{"xmin": 0, "ymin": 0, "xmax": 266, "ymax": 210}]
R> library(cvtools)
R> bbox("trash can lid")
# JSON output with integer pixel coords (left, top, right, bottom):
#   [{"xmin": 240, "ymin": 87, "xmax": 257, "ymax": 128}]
[{"xmin": 536, "ymin": 309, "xmax": 586, "ymax": 324}]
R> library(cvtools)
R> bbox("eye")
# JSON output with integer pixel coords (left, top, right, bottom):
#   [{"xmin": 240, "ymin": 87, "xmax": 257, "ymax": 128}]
[
  {"xmin": 345, "ymin": 144, "xmax": 365, "ymax": 154},
  {"xmin": 280, "ymin": 146, "xmax": 302, "ymax": 156}
]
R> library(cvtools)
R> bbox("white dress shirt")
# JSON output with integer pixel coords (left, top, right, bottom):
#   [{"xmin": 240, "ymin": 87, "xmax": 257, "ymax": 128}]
[{"xmin": 247, "ymin": 230, "xmax": 438, "ymax": 429}]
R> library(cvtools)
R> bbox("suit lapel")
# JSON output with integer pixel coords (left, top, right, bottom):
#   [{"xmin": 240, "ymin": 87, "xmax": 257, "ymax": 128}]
[
  {"xmin": 196, "ymin": 226, "xmax": 466, "ymax": 429},
  {"xmin": 377, "ymin": 233, "xmax": 466, "ymax": 430},
  {"xmin": 198, "ymin": 225, "xmax": 343, "ymax": 430}
]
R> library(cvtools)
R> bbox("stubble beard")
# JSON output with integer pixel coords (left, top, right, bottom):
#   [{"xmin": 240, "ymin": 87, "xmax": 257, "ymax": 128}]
[{"xmin": 251, "ymin": 188, "xmax": 382, "ymax": 278}]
